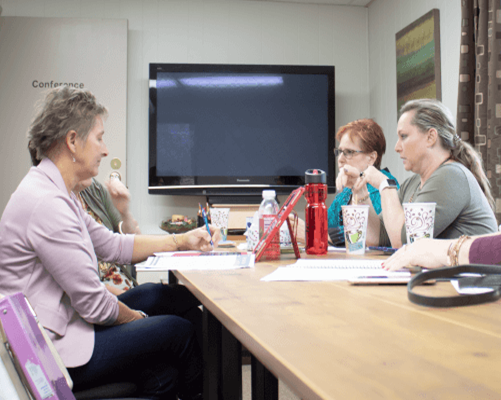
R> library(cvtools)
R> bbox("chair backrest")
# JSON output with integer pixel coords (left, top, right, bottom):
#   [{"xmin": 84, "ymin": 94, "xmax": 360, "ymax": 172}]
[
  {"xmin": 1, "ymin": 336, "xmax": 28, "ymax": 400},
  {"xmin": 0, "ymin": 292, "xmax": 75, "ymax": 400}
]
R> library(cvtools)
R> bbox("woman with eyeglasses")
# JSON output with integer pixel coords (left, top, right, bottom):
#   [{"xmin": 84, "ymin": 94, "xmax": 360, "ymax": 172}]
[
  {"xmin": 289, "ymin": 119, "xmax": 397, "ymax": 246},
  {"xmin": 327, "ymin": 119, "xmax": 399, "ymax": 245},
  {"xmin": 344, "ymin": 99, "xmax": 497, "ymax": 249}
]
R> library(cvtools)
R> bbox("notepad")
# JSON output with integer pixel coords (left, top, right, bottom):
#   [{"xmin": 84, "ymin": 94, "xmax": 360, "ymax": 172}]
[
  {"xmin": 136, "ymin": 254, "xmax": 255, "ymax": 271},
  {"xmin": 260, "ymin": 259, "xmax": 410, "ymax": 282}
]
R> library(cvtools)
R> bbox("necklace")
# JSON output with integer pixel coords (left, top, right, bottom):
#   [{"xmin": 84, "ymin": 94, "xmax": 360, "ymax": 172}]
[{"xmin": 409, "ymin": 156, "xmax": 452, "ymax": 203}]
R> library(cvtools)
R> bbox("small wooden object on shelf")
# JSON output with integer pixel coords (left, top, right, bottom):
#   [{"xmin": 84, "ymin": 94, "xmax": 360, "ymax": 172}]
[{"xmin": 160, "ymin": 215, "xmax": 197, "ymax": 233}]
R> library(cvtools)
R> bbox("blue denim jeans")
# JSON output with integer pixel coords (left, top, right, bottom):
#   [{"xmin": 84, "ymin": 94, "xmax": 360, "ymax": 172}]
[{"xmin": 68, "ymin": 283, "xmax": 203, "ymax": 399}]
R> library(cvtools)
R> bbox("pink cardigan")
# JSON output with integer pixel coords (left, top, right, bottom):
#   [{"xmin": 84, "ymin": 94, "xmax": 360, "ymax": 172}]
[{"xmin": 0, "ymin": 159, "xmax": 134, "ymax": 367}]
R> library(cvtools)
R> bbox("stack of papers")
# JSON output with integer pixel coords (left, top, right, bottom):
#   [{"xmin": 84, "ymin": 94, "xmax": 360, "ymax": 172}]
[{"xmin": 135, "ymin": 252, "xmax": 255, "ymax": 272}]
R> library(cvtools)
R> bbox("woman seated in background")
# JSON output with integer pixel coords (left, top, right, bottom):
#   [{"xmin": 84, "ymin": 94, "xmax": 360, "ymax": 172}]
[
  {"xmin": 294, "ymin": 118, "xmax": 398, "ymax": 245},
  {"xmin": 75, "ymin": 177, "xmax": 140, "ymax": 293},
  {"xmin": 343, "ymin": 99, "xmax": 498, "ymax": 248},
  {"xmin": 327, "ymin": 118, "xmax": 399, "ymax": 245},
  {"xmin": 0, "ymin": 86, "xmax": 220, "ymax": 400}
]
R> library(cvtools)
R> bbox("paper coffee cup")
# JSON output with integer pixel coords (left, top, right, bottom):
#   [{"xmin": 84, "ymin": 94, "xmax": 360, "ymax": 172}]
[
  {"xmin": 403, "ymin": 202, "xmax": 436, "ymax": 243},
  {"xmin": 341, "ymin": 205, "xmax": 370, "ymax": 255},
  {"xmin": 210, "ymin": 208, "xmax": 230, "ymax": 242}
]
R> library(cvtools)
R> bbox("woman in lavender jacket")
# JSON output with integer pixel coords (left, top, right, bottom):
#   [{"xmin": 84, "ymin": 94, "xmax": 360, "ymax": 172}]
[{"xmin": 0, "ymin": 86, "xmax": 219, "ymax": 400}]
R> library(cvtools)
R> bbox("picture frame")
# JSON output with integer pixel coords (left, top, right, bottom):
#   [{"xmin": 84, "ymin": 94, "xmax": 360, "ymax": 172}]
[{"xmin": 396, "ymin": 9, "xmax": 441, "ymax": 115}]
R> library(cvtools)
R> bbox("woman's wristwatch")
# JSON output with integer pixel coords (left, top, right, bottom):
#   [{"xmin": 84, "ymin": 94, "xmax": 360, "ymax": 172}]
[
  {"xmin": 378, "ymin": 178, "xmax": 398, "ymax": 193},
  {"xmin": 137, "ymin": 310, "xmax": 149, "ymax": 318}
]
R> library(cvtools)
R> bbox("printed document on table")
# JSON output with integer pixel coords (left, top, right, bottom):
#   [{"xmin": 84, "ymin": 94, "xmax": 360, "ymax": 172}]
[
  {"xmin": 451, "ymin": 274, "xmax": 496, "ymax": 295},
  {"xmin": 136, "ymin": 253, "xmax": 255, "ymax": 271},
  {"xmin": 261, "ymin": 259, "xmax": 410, "ymax": 282}
]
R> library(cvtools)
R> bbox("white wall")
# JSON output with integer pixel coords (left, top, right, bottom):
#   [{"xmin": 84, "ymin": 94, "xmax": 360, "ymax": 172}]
[
  {"xmin": 0, "ymin": 16, "xmax": 127, "ymax": 215},
  {"xmin": 367, "ymin": 0, "xmax": 461, "ymax": 184},
  {"xmin": 0, "ymin": 0, "xmax": 370, "ymax": 233}
]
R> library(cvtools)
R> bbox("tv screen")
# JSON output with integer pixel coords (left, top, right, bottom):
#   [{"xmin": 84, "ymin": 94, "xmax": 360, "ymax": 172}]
[{"xmin": 149, "ymin": 63, "xmax": 335, "ymax": 202}]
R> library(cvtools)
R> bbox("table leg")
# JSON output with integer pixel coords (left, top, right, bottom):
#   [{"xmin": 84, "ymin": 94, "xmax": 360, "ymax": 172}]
[
  {"xmin": 168, "ymin": 270, "xmax": 178, "ymax": 284},
  {"xmin": 251, "ymin": 355, "xmax": 278, "ymax": 400},
  {"xmin": 203, "ymin": 308, "xmax": 222, "ymax": 400},
  {"xmin": 221, "ymin": 325, "xmax": 242, "ymax": 400}
]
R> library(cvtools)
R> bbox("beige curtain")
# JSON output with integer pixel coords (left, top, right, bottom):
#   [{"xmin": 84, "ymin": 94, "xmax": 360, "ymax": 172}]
[{"xmin": 457, "ymin": 0, "xmax": 501, "ymax": 224}]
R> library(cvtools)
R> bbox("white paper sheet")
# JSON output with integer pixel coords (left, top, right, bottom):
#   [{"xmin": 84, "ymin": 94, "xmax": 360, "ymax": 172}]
[
  {"xmin": 136, "ymin": 254, "xmax": 255, "ymax": 271},
  {"xmin": 261, "ymin": 259, "xmax": 410, "ymax": 282},
  {"xmin": 450, "ymin": 279, "xmax": 495, "ymax": 295}
]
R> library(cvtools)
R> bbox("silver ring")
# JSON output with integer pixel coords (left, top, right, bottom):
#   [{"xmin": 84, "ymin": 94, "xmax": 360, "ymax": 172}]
[{"xmin": 360, "ymin": 171, "xmax": 365, "ymax": 178}]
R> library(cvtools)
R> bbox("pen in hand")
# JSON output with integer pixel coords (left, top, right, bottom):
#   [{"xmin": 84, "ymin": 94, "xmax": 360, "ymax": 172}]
[{"xmin": 199, "ymin": 203, "xmax": 214, "ymax": 247}]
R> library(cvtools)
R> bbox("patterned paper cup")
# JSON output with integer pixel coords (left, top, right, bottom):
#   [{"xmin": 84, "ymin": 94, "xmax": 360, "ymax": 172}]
[
  {"xmin": 341, "ymin": 205, "xmax": 370, "ymax": 255},
  {"xmin": 246, "ymin": 225, "xmax": 259, "ymax": 251},
  {"xmin": 403, "ymin": 202, "xmax": 436, "ymax": 244},
  {"xmin": 210, "ymin": 208, "xmax": 230, "ymax": 241}
]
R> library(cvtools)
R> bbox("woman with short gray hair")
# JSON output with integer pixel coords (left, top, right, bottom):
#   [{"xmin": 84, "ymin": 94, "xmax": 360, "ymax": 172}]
[
  {"xmin": 340, "ymin": 98, "xmax": 497, "ymax": 248},
  {"xmin": 28, "ymin": 87, "xmax": 108, "ymax": 162},
  {"xmin": 1, "ymin": 85, "xmax": 219, "ymax": 399}
]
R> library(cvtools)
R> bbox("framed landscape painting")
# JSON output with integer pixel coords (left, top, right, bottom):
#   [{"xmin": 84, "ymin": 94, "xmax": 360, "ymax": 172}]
[{"xmin": 396, "ymin": 9, "xmax": 441, "ymax": 114}]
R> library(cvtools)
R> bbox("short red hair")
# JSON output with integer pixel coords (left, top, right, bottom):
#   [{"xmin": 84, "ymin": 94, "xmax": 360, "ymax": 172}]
[{"xmin": 335, "ymin": 118, "xmax": 386, "ymax": 169}]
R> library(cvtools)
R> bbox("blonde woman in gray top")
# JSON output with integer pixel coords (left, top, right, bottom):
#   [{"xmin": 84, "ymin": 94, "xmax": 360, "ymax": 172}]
[{"xmin": 341, "ymin": 99, "xmax": 497, "ymax": 248}]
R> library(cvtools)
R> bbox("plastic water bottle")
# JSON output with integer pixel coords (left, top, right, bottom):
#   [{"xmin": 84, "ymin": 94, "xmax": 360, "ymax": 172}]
[
  {"xmin": 259, "ymin": 190, "xmax": 280, "ymax": 260},
  {"xmin": 305, "ymin": 169, "xmax": 328, "ymax": 255}
]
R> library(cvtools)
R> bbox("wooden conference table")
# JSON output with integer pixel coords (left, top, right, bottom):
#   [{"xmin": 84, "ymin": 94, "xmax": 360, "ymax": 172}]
[{"xmin": 171, "ymin": 244, "xmax": 501, "ymax": 400}]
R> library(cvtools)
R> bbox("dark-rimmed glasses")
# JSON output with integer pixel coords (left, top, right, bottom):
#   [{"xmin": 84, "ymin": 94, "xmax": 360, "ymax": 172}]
[{"xmin": 333, "ymin": 148, "xmax": 365, "ymax": 159}]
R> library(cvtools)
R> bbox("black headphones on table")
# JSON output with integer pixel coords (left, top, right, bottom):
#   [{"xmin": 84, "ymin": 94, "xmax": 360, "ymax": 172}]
[{"xmin": 408, "ymin": 265, "xmax": 501, "ymax": 307}]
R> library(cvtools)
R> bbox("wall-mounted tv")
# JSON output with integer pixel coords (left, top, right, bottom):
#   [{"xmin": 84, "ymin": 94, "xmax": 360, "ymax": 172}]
[{"xmin": 149, "ymin": 63, "xmax": 335, "ymax": 203}]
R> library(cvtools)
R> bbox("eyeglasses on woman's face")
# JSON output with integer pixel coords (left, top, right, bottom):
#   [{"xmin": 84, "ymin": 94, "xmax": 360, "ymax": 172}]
[{"xmin": 333, "ymin": 148, "xmax": 365, "ymax": 159}]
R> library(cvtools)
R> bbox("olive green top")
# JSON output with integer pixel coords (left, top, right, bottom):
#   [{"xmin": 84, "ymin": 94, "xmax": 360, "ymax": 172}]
[{"xmin": 379, "ymin": 162, "xmax": 498, "ymax": 246}]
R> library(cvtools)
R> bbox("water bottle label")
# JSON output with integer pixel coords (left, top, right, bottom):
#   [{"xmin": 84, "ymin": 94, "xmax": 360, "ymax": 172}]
[{"xmin": 259, "ymin": 214, "xmax": 280, "ymax": 260}]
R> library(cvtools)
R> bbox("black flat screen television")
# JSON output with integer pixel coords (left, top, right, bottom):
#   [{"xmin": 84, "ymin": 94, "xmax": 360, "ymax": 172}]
[{"xmin": 149, "ymin": 63, "xmax": 335, "ymax": 203}]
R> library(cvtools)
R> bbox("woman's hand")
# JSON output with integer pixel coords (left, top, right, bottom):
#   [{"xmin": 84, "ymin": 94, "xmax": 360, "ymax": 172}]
[
  {"xmin": 180, "ymin": 225, "xmax": 221, "ymax": 251},
  {"xmin": 336, "ymin": 165, "xmax": 359, "ymax": 191},
  {"xmin": 105, "ymin": 179, "xmax": 131, "ymax": 215},
  {"xmin": 382, "ymin": 238, "xmax": 452, "ymax": 271},
  {"xmin": 344, "ymin": 165, "xmax": 385, "ymax": 193},
  {"xmin": 105, "ymin": 179, "xmax": 141, "ymax": 234},
  {"xmin": 335, "ymin": 168, "xmax": 346, "ymax": 192},
  {"xmin": 339, "ymin": 164, "xmax": 369, "ymax": 203}
]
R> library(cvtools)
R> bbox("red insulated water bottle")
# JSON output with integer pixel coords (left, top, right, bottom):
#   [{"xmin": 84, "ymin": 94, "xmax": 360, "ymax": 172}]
[{"xmin": 305, "ymin": 169, "xmax": 328, "ymax": 255}]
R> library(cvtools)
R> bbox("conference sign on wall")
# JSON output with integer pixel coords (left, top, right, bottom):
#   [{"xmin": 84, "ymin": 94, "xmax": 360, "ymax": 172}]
[{"xmin": 32, "ymin": 80, "xmax": 86, "ymax": 89}]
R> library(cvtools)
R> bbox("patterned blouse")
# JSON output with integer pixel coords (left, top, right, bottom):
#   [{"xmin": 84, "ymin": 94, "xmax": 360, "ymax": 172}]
[{"xmin": 76, "ymin": 188, "xmax": 135, "ymax": 291}]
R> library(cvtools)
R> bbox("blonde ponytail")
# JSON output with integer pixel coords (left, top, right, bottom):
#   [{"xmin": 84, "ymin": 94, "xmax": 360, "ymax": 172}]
[{"xmin": 451, "ymin": 140, "xmax": 495, "ymax": 211}]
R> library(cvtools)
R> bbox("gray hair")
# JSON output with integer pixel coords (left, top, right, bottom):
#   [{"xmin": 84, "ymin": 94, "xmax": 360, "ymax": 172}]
[
  {"xmin": 400, "ymin": 98, "xmax": 494, "ymax": 211},
  {"xmin": 28, "ymin": 86, "xmax": 107, "ymax": 162}
]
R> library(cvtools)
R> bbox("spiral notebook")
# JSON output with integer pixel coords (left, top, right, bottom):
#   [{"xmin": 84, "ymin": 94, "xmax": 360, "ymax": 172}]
[{"xmin": 261, "ymin": 259, "xmax": 410, "ymax": 282}]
